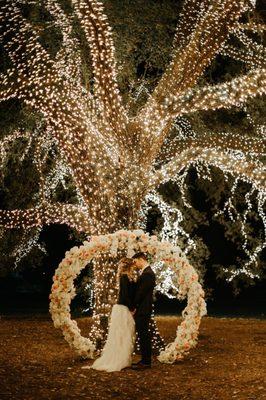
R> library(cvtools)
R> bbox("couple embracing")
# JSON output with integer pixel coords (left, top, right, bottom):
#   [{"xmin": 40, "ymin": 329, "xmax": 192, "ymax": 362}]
[{"xmin": 85, "ymin": 252, "xmax": 156, "ymax": 372}]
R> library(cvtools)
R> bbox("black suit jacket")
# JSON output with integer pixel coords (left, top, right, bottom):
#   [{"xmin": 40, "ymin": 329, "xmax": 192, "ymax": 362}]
[
  {"xmin": 117, "ymin": 274, "xmax": 136, "ymax": 311},
  {"xmin": 134, "ymin": 266, "xmax": 156, "ymax": 317}
]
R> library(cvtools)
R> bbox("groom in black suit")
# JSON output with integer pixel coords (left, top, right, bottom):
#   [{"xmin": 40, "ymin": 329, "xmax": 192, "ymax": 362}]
[{"xmin": 131, "ymin": 252, "xmax": 156, "ymax": 370}]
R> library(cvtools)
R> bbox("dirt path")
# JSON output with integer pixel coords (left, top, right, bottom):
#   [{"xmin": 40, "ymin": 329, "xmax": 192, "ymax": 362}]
[{"xmin": 0, "ymin": 316, "xmax": 265, "ymax": 400}]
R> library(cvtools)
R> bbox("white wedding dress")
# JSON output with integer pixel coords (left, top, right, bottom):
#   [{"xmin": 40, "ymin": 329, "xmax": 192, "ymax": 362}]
[{"xmin": 86, "ymin": 304, "xmax": 136, "ymax": 372}]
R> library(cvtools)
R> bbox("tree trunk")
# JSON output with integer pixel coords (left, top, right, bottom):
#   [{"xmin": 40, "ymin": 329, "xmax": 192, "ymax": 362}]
[{"xmin": 87, "ymin": 197, "xmax": 165, "ymax": 353}]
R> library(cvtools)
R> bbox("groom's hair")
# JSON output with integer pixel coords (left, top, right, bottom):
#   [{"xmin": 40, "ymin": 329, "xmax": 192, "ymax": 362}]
[{"xmin": 132, "ymin": 252, "xmax": 148, "ymax": 261}]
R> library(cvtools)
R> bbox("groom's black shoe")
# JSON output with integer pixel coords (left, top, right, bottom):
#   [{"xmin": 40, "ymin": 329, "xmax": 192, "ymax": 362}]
[
  {"xmin": 131, "ymin": 360, "xmax": 143, "ymax": 366},
  {"xmin": 131, "ymin": 361, "xmax": 151, "ymax": 370}
]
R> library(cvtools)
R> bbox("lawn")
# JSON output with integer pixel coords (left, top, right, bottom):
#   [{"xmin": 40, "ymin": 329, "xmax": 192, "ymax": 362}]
[{"xmin": 0, "ymin": 315, "xmax": 265, "ymax": 400}]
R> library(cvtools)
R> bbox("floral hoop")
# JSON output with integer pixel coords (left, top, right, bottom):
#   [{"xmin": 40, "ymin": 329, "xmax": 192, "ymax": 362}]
[{"xmin": 49, "ymin": 230, "xmax": 207, "ymax": 363}]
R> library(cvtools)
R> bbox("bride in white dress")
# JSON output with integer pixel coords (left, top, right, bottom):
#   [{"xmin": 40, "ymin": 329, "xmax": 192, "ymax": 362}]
[{"xmin": 85, "ymin": 258, "xmax": 137, "ymax": 372}]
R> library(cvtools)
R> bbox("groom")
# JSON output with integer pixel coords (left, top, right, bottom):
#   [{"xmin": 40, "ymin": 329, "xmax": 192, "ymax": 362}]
[{"xmin": 131, "ymin": 252, "xmax": 156, "ymax": 370}]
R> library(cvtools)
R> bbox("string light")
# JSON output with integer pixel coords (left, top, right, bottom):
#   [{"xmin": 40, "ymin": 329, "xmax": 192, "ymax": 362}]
[
  {"xmin": 0, "ymin": 0, "xmax": 265, "ymax": 344},
  {"xmin": 220, "ymin": 16, "xmax": 266, "ymax": 68}
]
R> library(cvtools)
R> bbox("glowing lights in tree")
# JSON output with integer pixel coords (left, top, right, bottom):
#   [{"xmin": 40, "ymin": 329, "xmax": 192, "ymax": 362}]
[{"xmin": 0, "ymin": 0, "xmax": 265, "ymax": 343}]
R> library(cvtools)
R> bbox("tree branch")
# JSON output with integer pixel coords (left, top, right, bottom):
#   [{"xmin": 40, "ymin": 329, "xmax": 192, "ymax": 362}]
[
  {"xmin": 157, "ymin": 131, "xmax": 265, "ymax": 165},
  {"xmin": 0, "ymin": 69, "xmax": 20, "ymax": 102},
  {"xmin": 72, "ymin": 0, "xmax": 128, "ymax": 134},
  {"xmin": 173, "ymin": 0, "xmax": 211, "ymax": 51},
  {"xmin": 0, "ymin": 203, "xmax": 92, "ymax": 233},
  {"xmin": 220, "ymin": 43, "xmax": 265, "ymax": 68},
  {"xmin": 171, "ymin": 68, "xmax": 266, "ymax": 116},
  {"xmin": 152, "ymin": 146, "xmax": 266, "ymax": 191},
  {"xmin": 44, "ymin": 0, "xmax": 83, "ymax": 88}
]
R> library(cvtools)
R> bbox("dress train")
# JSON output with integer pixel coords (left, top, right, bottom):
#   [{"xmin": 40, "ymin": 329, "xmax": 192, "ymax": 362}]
[{"xmin": 84, "ymin": 304, "xmax": 136, "ymax": 372}]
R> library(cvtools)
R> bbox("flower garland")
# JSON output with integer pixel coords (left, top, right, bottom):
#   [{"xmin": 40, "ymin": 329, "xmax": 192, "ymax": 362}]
[{"xmin": 49, "ymin": 230, "xmax": 207, "ymax": 363}]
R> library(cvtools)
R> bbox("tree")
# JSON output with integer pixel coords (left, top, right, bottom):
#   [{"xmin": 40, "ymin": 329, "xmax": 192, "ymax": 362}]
[{"xmin": 0, "ymin": 0, "xmax": 265, "ymax": 343}]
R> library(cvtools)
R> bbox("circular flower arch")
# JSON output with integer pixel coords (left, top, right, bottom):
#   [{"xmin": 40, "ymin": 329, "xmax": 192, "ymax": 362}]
[{"xmin": 49, "ymin": 230, "xmax": 207, "ymax": 364}]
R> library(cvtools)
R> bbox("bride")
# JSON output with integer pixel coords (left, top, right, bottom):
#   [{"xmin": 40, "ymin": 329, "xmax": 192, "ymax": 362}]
[{"xmin": 84, "ymin": 258, "xmax": 137, "ymax": 372}]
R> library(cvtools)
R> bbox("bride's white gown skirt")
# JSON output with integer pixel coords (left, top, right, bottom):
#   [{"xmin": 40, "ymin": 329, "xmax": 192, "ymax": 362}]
[{"xmin": 91, "ymin": 304, "xmax": 136, "ymax": 372}]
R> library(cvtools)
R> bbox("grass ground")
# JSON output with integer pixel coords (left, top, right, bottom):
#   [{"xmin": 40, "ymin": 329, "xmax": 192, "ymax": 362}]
[{"xmin": 0, "ymin": 315, "xmax": 265, "ymax": 400}]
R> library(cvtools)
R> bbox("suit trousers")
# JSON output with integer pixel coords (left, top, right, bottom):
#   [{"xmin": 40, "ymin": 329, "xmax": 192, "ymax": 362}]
[{"xmin": 135, "ymin": 314, "xmax": 152, "ymax": 364}]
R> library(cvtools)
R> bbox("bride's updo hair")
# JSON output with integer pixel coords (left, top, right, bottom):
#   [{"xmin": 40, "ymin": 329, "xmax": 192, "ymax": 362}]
[{"xmin": 117, "ymin": 257, "xmax": 136, "ymax": 282}]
